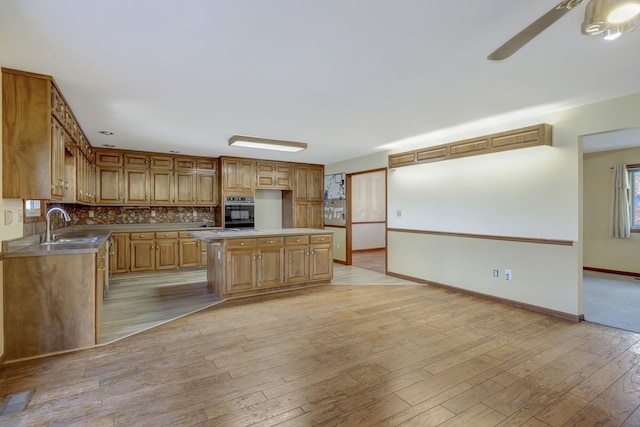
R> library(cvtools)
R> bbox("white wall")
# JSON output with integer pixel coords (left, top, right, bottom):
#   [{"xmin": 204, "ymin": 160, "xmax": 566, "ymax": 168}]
[
  {"xmin": 328, "ymin": 91, "xmax": 640, "ymax": 317},
  {"xmin": 254, "ymin": 189, "xmax": 283, "ymax": 230}
]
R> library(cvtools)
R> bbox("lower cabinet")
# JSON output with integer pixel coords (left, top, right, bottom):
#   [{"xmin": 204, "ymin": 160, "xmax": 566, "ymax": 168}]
[
  {"xmin": 210, "ymin": 233, "xmax": 332, "ymax": 298},
  {"xmin": 111, "ymin": 230, "xmax": 208, "ymax": 274},
  {"xmin": 130, "ymin": 233, "xmax": 156, "ymax": 272}
]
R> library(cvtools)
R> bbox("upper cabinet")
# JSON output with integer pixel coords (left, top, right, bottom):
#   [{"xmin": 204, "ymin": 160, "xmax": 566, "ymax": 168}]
[
  {"xmin": 94, "ymin": 148, "xmax": 219, "ymax": 207},
  {"xmin": 2, "ymin": 68, "xmax": 86, "ymax": 200},
  {"xmin": 221, "ymin": 157, "xmax": 255, "ymax": 194},
  {"xmin": 256, "ymin": 161, "xmax": 293, "ymax": 190},
  {"xmin": 294, "ymin": 164, "xmax": 324, "ymax": 201}
]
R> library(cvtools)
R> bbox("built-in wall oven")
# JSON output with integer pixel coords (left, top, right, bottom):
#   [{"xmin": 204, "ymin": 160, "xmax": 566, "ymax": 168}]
[{"xmin": 224, "ymin": 195, "xmax": 255, "ymax": 229}]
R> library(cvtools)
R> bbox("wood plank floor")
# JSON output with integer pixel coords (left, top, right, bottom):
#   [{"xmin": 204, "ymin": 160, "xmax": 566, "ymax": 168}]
[
  {"xmin": 101, "ymin": 269, "xmax": 221, "ymax": 344},
  {"xmin": 2, "ymin": 266, "xmax": 640, "ymax": 426},
  {"xmin": 352, "ymin": 248, "xmax": 386, "ymax": 274}
]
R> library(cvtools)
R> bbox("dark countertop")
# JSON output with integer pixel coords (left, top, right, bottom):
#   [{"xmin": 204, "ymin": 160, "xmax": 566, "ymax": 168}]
[
  {"xmin": 2, "ymin": 222, "xmax": 222, "ymax": 258},
  {"xmin": 190, "ymin": 228, "xmax": 334, "ymax": 242}
]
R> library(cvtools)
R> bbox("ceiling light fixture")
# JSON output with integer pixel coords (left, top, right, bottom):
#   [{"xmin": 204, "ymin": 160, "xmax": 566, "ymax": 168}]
[
  {"xmin": 582, "ymin": 0, "xmax": 639, "ymax": 38},
  {"xmin": 607, "ymin": 0, "xmax": 640, "ymax": 23},
  {"xmin": 228, "ymin": 135, "xmax": 308, "ymax": 152}
]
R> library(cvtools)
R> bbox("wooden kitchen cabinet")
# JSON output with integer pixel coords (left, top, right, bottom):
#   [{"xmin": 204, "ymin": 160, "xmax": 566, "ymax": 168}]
[
  {"xmin": 175, "ymin": 170, "xmax": 218, "ymax": 206},
  {"xmin": 150, "ymin": 170, "xmax": 174, "ymax": 205},
  {"xmin": 2, "ymin": 68, "xmax": 79, "ymax": 200},
  {"xmin": 309, "ymin": 235, "xmax": 333, "ymax": 281},
  {"xmin": 130, "ymin": 233, "xmax": 155, "ymax": 272},
  {"xmin": 221, "ymin": 157, "xmax": 254, "ymax": 194},
  {"xmin": 124, "ymin": 152, "xmax": 149, "ymax": 169},
  {"xmin": 294, "ymin": 201, "xmax": 324, "ymax": 229},
  {"xmin": 256, "ymin": 237, "xmax": 285, "ymax": 288},
  {"xmin": 95, "ymin": 245, "xmax": 107, "ymax": 340},
  {"xmin": 179, "ymin": 232, "xmax": 201, "ymax": 268},
  {"xmin": 97, "ymin": 167, "xmax": 124, "ymax": 205},
  {"xmin": 110, "ymin": 233, "xmax": 130, "ymax": 274},
  {"xmin": 95, "ymin": 150, "xmax": 123, "ymax": 167},
  {"xmin": 206, "ymin": 232, "xmax": 332, "ymax": 299},
  {"xmin": 294, "ymin": 164, "xmax": 323, "ymax": 201},
  {"xmin": 225, "ymin": 238, "xmax": 257, "ymax": 293},
  {"xmin": 256, "ymin": 161, "xmax": 293, "ymax": 190},
  {"xmin": 285, "ymin": 235, "xmax": 311, "ymax": 285},
  {"xmin": 124, "ymin": 169, "xmax": 149, "ymax": 204},
  {"xmin": 3, "ymin": 242, "xmax": 107, "ymax": 361},
  {"xmin": 155, "ymin": 232, "xmax": 179, "ymax": 270}
]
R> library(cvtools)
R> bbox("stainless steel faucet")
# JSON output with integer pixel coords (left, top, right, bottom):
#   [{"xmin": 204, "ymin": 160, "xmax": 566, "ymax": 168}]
[{"xmin": 45, "ymin": 207, "xmax": 71, "ymax": 242}]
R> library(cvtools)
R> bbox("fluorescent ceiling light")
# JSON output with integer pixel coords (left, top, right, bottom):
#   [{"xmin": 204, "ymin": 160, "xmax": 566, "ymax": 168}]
[
  {"xmin": 228, "ymin": 135, "xmax": 307, "ymax": 152},
  {"xmin": 608, "ymin": 0, "xmax": 640, "ymax": 23}
]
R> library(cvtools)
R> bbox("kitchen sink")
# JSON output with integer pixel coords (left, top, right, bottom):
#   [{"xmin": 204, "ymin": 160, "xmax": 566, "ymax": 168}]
[{"xmin": 40, "ymin": 236, "xmax": 102, "ymax": 245}]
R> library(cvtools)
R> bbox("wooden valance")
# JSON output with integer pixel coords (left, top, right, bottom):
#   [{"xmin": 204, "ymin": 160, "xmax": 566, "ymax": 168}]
[{"xmin": 388, "ymin": 123, "xmax": 552, "ymax": 168}]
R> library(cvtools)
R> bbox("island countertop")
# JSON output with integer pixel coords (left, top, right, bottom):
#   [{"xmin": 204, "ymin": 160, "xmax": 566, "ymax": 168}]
[{"xmin": 189, "ymin": 228, "xmax": 334, "ymax": 241}]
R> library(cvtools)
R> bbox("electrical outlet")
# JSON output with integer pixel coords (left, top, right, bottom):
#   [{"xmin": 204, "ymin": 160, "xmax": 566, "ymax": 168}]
[
  {"xmin": 397, "ymin": 210, "xmax": 402, "ymax": 217},
  {"xmin": 88, "ymin": 210, "xmax": 94, "ymax": 218},
  {"xmin": 150, "ymin": 211, "xmax": 156, "ymax": 217},
  {"xmin": 492, "ymin": 269, "xmax": 499, "ymax": 278},
  {"xmin": 193, "ymin": 210, "xmax": 198, "ymax": 218},
  {"xmin": 505, "ymin": 269, "xmax": 512, "ymax": 280}
]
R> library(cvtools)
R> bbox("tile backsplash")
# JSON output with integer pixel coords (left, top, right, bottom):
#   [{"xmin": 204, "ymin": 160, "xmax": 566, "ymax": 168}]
[{"xmin": 26, "ymin": 204, "xmax": 217, "ymax": 236}]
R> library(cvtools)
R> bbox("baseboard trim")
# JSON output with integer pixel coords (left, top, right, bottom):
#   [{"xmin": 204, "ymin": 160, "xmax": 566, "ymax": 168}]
[
  {"xmin": 583, "ymin": 266, "xmax": 640, "ymax": 278},
  {"xmin": 352, "ymin": 248, "xmax": 385, "ymax": 253},
  {"xmin": 387, "ymin": 271, "xmax": 583, "ymax": 323},
  {"xmin": 333, "ymin": 259, "xmax": 347, "ymax": 265}
]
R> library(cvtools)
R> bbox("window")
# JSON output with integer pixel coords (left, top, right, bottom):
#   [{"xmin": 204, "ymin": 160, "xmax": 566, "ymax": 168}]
[
  {"xmin": 24, "ymin": 200, "xmax": 44, "ymax": 223},
  {"xmin": 630, "ymin": 168, "xmax": 640, "ymax": 228}
]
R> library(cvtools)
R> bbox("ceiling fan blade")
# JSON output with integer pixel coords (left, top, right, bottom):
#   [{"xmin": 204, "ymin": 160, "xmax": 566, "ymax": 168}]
[{"xmin": 487, "ymin": 0, "xmax": 584, "ymax": 61}]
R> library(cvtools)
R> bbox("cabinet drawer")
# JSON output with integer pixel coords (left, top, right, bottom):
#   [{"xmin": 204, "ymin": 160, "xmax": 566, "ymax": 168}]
[
  {"xmin": 179, "ymin": 231, "xmax": 194, "ymax": 238},
  {"xmin": 155, "ymin": 231, "xmax": 178, "ymax": 239},
  {"xmin": 285, "ymin": 235, "xmax": 309, "ymax": 245},
  {"xmin": 227, "ymin": 238, "xmax": 256, "ymax": 249},
  {"xmin": 258, "ymin": 237, "xmax": 284, "ymax": 247},
  {"xmin": 311, "ymin": 234, "xmax": 332, "ymax": 244},
  {"xmin": 130, "ymin": 233, "xmax": 154, "ymax": 240},
  {"xmin": 150, "ymin": 155, "xmax": 173, "ymax": 169},
  {"xmin": 124, "ymin": 153, "xmax": 149, "ymax": 168}
]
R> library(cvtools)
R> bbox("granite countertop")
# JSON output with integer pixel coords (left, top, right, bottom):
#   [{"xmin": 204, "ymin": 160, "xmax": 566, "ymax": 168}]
[
  {"xmin": 3, "ymin": 222, "xmax": 221, "ymax": 258},
  {"xmin": 189, "ymin": 228, "xmax": 334, "ymax": 242}
]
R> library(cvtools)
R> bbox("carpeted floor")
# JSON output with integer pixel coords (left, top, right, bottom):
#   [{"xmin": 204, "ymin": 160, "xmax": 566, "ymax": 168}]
[{"xmin": 583, "ymin": 271, "xmax": 640, "ymax": 333}]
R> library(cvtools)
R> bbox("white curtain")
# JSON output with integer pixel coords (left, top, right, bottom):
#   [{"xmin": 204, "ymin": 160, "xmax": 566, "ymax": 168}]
[{"xmin": 610, "ymin": 163, "xmax": 631, "ymax": 239}]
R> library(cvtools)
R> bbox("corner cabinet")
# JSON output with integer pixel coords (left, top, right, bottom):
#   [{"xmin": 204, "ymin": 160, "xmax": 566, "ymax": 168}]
[
  {"xmin": 207, "ymin": 232, "xmax": 332, "ymax": 299},
  {"xmin": 2, "ymin": 68, "xmax": 81, "ymax": 200}
]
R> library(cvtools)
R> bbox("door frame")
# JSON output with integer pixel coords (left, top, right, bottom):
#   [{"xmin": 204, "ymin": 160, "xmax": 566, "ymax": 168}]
[{"xmin": 346, "ymin": 167, "xmax": 388, "ymax": 269}]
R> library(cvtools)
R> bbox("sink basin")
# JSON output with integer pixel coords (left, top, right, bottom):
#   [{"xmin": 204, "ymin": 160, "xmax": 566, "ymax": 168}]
[{"xmin": 40, "ymin": 236, "xmax": 102, "ymax": 245}]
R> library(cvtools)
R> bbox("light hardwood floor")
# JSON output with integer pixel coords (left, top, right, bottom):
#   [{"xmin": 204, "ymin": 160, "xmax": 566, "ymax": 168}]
[{"xmin": 1, "ymin": 265, "xmax": 640, "ymax": 426}]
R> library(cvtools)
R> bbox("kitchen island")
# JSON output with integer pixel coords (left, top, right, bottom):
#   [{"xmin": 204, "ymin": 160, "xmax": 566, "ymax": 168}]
[{"xmin": 190, "ymin": 229, "xmax": 333, "ymax": 299}]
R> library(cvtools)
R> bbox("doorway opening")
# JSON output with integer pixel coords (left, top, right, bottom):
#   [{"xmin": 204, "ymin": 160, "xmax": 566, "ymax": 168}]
[{"xmin": 346, "ymin": 168, "xmax": 387, "ymax": 274}]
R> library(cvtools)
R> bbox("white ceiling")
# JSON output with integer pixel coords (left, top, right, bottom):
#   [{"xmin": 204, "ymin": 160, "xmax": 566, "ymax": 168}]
[{"xmin": 2, "ymin": 0, "xmax": 640, "ymax": 164}]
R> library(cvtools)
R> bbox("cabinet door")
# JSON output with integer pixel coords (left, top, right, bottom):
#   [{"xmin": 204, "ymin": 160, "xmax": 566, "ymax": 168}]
[
  {"xmin": 196, "ymin": 171, "xmax": 218, "ymax": 205},
  {"xmin": 150, "ymin": 170, "xmax": 173, "ymax": 205},
  {"xmin": 156, "ymin": 239, "xmax": 179, "ymax": 270},
  {"xmin": 95, "ymin": 150, "xmax": 123, "ymax": 167},
  {"xmin": 97, "ymin": 167, "xmax": 123, "ymax": 204},
  {"xmin": 50, "ymin": 119, "xmax": 66, "ymax": 198},
  {"xmin": 200, "ymin": 240, "xmax": 207, "ymax": 267},
  {"xmin": 294, "ymin": 201, "xmax": 309, "ymax": 228},
  {"xmin": 308, "ymin": 202, "xmax": 324, "ymax": 229},
  {"xmin": 223, "ymin": 158, "xmax": 254, "ymax": 193},
  {"xmin": 179, "ymin": 238, "xmax": 201, "ymax": 268},
  {"xmin": 294, "ymin": 166, "xmax": 309, "ymax": 200},
  {"xmin": 130, "ymin": 239, "xmax": 155, "ymax": 272},
  {"xmin": 95, "ymin": 247, "xmax": 106, "ymax": 342},
  {"xmin": 310, "ymin": 243, "xmax": 332, "ymax": 281},
  {"xmin": 110, "ymin": 233, "xmax": 129, "ymax": 274},
  {"xmin": 150, "ymin": 155, "xmax": 173, "ymax": 169},
  {"xmin": 307, "ymin": 166, "xmax": 324, "ymax": 200},
  {"xmin": 175, "ymin": 172, "xmax": 196, "ymax": 205},
  {"xmin": 285, "ymin": 245, "xmax": 309, "ymax": 284},
  {"xmin": 257, "ymin": 247, "xmax": 285, "ymax": 288},
  {"xmin": 124, "ymin": 153, "xmax": 149, "ymax": 169},
  {"xmin": 226, "ymin": 248, "xmax": 256, "ymax": 293},
  {"xmin": 125, "ymin": 169, "xmax": 149, "ymax": 204}
]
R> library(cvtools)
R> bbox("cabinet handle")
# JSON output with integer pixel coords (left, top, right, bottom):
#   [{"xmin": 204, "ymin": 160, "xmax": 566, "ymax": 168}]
[
  {"xmin": 98, "ymin": 267, "xmax": 106, "ymax": 271},
  {"xmin": 240, "ymin": 242, "xmax": 245, "ymax": 246},
  {"xmin": 139, "ymin": 234, "xmax": 145, "ymax": 238},
  {"xmin": 268, "ymin": 240, "xmax": 274, "ymax": 244},
  {"xmin": 164, "ymin": 234, "xmax": 169, "ymax": 237}
]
